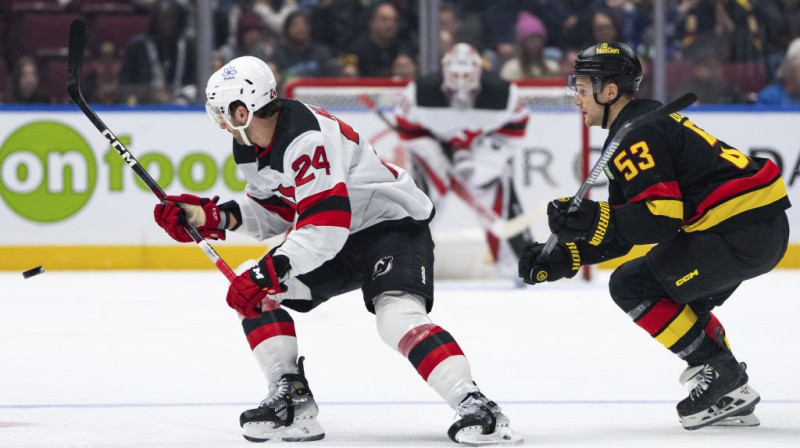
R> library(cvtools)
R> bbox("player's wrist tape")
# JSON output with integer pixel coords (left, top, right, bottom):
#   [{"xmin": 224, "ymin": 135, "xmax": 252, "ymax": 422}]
[
  {"xmin": 588, "ymin": 201, "xmax": 614, "ymax": 246},
  {"xmin": 219, "ymin": 200, "xmax": 243, "ymax": 230}
]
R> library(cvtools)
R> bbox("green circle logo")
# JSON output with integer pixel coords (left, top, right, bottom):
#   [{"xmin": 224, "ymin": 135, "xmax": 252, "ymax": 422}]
[{"xmin": 0, "ymin": 121, "xmax": 96, "ymax": 222}]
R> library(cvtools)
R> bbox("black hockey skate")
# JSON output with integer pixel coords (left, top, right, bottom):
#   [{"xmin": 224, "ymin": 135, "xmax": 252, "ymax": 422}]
[
  {"xmin": 447, "ymin": 392, "xmax": 522, "ymax": 446},
  {"xmin": 677, "ymin": 354, "xmax": 760, "ymax": 430},
  {"xmin": 240, "ymin": 357, "xmax": 324, "ymax": 442}
]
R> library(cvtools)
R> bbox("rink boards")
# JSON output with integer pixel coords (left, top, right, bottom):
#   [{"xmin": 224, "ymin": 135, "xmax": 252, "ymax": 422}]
[{"xmin": 0, "ymin": 105, "xmax": 798, "ymax": 274}]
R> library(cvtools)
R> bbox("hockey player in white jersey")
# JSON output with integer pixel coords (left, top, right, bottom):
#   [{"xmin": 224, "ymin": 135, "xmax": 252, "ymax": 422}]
[
  {"xmin": 395, "ymin": 43, "xmax": 533, "ymax": 277},
  {"xmin": 152, "ymin": 56, "xmax": 522, "ymax": 445}
]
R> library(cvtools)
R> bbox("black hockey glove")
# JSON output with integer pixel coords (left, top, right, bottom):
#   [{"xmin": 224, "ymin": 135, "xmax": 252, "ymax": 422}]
[
  {"xmin": 547, "ymin": 197, "xmax": 615, "ymax": 246},
  {"xmin": 518, "ymin": 242, "xmax": 581, "ymax": 285}
]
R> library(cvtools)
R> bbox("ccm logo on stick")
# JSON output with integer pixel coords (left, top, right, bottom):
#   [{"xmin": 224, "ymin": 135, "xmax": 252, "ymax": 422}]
[{"xmin": 102, "ymin": 130, "xmax": 138, "ymax": 167}]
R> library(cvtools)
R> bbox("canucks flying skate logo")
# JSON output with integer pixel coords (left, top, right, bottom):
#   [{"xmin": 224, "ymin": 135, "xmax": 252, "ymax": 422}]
[
  {"xmin": 373, "ymin": 256, "xmax": 394, "ymax": 280},
  {"xmin": 222, "ymin": 65, "xmax": 237, "ymax": 80}
]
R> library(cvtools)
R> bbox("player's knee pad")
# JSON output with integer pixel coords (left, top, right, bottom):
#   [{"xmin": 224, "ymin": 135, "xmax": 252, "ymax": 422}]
[
  {"xmin": 608, "ymin": 259, "xmax": 660, "ymax": 312},
  {"xmin": 373, "ymin": 291, "xmax": 432, "ymax": 350}
]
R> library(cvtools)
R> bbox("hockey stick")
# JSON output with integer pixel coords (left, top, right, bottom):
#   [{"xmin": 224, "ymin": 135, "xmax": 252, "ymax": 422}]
[
  {"xmin": 67, "ymin": 19, "xmax": 237, "ymax": 282},
  {"xmin": 537, "ymin": 92, "xmax": 698, "ymax": 261},
  {"xmin": 357, "ymin": 94, "xmax": 535, "ymax": 239}
]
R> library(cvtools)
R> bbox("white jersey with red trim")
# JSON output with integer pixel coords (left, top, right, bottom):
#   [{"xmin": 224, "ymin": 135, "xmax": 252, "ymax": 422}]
[
  {"xmin": 231, "ymin": 99, "xmax": 433, "ymax": 276},
  {"xmin": 395, "ymin": 72, "xmax": 528, "ymax": 154}
]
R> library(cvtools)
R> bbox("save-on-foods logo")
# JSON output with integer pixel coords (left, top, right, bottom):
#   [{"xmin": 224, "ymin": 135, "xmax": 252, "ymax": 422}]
[
  {"xmin": 0, "ymin": 121, "xmax": 246, "ymax": 223},
  {"xmin": 0, "ymin": 121, "xmax": 97, "ymax": 222}
]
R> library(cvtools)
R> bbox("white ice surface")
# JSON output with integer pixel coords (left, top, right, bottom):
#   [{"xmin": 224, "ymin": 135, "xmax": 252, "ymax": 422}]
[{"xmin": 2, "ymin": 270, "xmax": 799, "ymax": 447}]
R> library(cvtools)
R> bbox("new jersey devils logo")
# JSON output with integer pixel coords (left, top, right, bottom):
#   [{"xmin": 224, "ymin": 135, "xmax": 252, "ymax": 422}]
[{"xmin": 372, "ymin": 256, "xmax": 394, "ymax": 280}]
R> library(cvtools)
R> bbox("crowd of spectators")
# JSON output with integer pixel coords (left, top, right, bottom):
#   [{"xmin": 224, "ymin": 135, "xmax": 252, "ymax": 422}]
[{"xmin": 1, "ymin": 0, "xmax": 800, "ymax": 105}]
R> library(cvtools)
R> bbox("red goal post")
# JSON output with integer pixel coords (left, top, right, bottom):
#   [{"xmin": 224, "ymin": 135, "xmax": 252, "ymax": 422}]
[{"xmin": 285, "ymin": 77, "xmax": 591, "ymax": 281}]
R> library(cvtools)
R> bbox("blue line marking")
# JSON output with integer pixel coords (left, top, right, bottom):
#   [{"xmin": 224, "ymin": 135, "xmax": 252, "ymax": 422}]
[{"xmin": 2, "ymin": 399, "xmax": 799, "ymax": 409}]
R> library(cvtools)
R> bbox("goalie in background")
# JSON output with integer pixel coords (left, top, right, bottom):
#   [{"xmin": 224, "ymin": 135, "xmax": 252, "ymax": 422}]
[
  {"xmin": 153, "ymin": 56, "xmax": 522, "ymax": 446},
  {"xmin": 395, "ymin": 42, "xmax": 533, "ymax": 279},
  {"xmin": 519, "ymin": 42, "xmax": 790, "ymax": 430}
]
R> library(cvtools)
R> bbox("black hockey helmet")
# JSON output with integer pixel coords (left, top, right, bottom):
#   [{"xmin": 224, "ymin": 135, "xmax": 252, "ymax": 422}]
[
  {"xmin": 570, "ymin": 42, "xmax": 642, "ymax": 94},
  {"xmin": 569, "ymin": 42, "xmax": 642, "ymax": 128}
]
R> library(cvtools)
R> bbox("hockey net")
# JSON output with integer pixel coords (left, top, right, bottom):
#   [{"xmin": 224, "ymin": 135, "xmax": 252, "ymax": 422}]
[{"xmin": 285, "ymin": 78, "xmax": 591, "ymax": 280}]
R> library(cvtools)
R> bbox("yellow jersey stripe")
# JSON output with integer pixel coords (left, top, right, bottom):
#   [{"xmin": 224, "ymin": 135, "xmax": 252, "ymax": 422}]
[
  {"xmin": 654, "ymin": 305, "xmax": 698, "ymax": 348},
  {"xmin": 683, "ymin": 177, "xmax": 787, "ymax": 232},
  {"xmin": 646, "ymin": 199, "xmax": 684, "ymax": 220}
]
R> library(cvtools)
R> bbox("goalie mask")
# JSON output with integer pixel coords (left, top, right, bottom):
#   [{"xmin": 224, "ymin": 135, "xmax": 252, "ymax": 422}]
[
  {"xmin": 206, "ymin": 56, "xmax": 277, "ymax": 145},
  {"xmin": 568, "ymin": 42, "xmax": 642, "ymax": 128},
  {"xmin": 441, "ymin": 43, "xmax": 483, "ymax": 109}
]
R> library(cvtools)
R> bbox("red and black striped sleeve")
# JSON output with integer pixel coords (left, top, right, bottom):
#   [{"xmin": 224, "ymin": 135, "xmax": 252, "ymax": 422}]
[
  {"xmin": 247, "ymin": 194, "xmax": 296, "ymax": 223},
  {"xmin": 395, "ymin": 116, "xmax": 435, "ymax": 141},
  {"xmin": 295, "ymin": 182, "xmax": 351, "ymax": 230},
  {"xmin": 494, "ymin": 116, "xmax": 528, "ymax": 137}
]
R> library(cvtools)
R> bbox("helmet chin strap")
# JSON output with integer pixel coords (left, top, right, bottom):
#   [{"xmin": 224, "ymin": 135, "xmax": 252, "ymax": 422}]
[
  {"xmin": 224, "ymin": 110, "xmax": 255, "ymax": 146},
  {"xmin": 592, "ymin": 92, "xmax": 623, "ymax": 129},
  {"xmin": 237, "ymin": 128, "xmax": 253, "ymax": 146}
]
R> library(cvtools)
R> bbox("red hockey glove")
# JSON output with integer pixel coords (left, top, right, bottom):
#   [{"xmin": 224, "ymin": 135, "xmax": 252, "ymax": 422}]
[
  {"xmin": 518, "ymin": 242, "xmax": 581, "ymax": 285},
  {"xmin": 154, "ymin": 194, "xmax": 226, "ymax": 243},
  {"xmin": 225, "ymin": 254, "xmax": 290, "ymax": 318},
  {"xmin": 547, "ymin": 197, "xmax": 615, "ymax": 246}
]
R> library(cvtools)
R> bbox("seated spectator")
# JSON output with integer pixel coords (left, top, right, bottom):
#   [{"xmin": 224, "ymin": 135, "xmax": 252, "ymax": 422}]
[
  {"xmin": 591, "ymin": 8, "xmax": 622, "ymax": 44},
  {"xmin": 217, "ymin": 12, "xmax": 274, "ymax": 64},
  {"xmin": 675, "ymin": 44, "xmax": 742, "ymax": 104},
  {"xmin": 343, "ymin": 2, "xmax": 415, "ymax": 77},
  {"xmin": 82, "ymin": 42, "xmax": 125, "ymax": 105},
  {"xmin": 500, "ymin": 12, "xmax": 559, "ymax": 80},
  {"xmin": 757, "ymin": 51, "xmax": 800, "ymax": 105},
  {"xmin": 120, "ymin": 0, "xmax": 196, "ymax": 104},
  {"xmin": 391, "ymin": 52, "xmax": 417, "ymax": 80},
  {"xmin": 310, "ymin": 0, "xmax": 365, "ymax": 54},
  {"xmin": 8, "ymin": 56, "xmax": 48, "ymax": 103},
  {"xmin": 679, "ymin": 0, "xmax": 765, "ymax": 62},
  {"xmin": 252, "ymin": 0, "xmax": 299, "ymax": 39},
  {"xmin": 272, "ymin": 11, "xmax": 335, "ymax": 80}
]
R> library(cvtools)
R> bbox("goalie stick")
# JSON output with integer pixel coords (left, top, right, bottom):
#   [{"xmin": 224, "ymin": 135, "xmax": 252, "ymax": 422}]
[
  {"xmin": 536, "ymin": 92, "xmax": 698, "ymax": 261},
  {"xmin": 357, "ymin": 94, "xmax": 536, "ymax": 239},
  {"xmin": 67, "ymin": 19, "xmax": 237, "ymax": 283}
]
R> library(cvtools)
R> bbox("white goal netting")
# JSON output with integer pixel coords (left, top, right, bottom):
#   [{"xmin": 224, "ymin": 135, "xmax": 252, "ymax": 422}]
[{"xmin": 286, "ymin": 78, "xmax": 589, "ymax": 280}]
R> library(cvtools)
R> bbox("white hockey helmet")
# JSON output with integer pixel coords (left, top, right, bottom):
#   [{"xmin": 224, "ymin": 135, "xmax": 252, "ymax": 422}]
[
  {"xmin": 205, "ymin": 56, "xmax": 277, "ymax": 144},
  {"xmin": 441, "ymin": 43, "xmax": 483, "ymax": 109}
]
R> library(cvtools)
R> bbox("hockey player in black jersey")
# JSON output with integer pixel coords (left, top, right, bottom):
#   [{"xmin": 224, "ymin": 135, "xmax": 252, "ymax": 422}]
[{"xmin": 518, "ymin": 42, "xmax": 791, "ymax": 430}]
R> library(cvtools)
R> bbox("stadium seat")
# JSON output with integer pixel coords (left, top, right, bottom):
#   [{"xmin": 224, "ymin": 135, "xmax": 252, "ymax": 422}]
[
  {"xmin": 37, "ymin": 53, "xmax": 68, "ymax": 103},
  {"xmin": 7, "ymin": 12, "xmax": 80, "ymax": 67},
  {"xmin": 0, "ymin": 58, "xmax": 8, "ymax": 102},
  {"xmin": 724, "ymin": 61, "xmax": 767, "ymax": 97},
  {"xmin": 88, "ymin": 14, "xmax": 150, "ymax": 55}
]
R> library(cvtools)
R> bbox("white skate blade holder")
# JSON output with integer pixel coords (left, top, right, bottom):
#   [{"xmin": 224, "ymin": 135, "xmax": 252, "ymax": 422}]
[
  {"xmin": 680, "ymin": 384, "xmax": 761, "ymax": 430},
  {"xmin": 242, "ymin": 418, "xmax": 325, "ymax": 442},
  {"xmin": 453, "ymin": 425, "xmax": 524, "ymax": 446},
  {"xmin": 711, "ymin": 409, "xmax": 760, "ymax": 427}
]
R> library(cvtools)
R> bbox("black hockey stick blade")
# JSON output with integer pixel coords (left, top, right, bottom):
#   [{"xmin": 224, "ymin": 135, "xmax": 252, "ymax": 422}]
[{"xmin": 67, "ymin": 19, "xmax": 86, "ymax": 102}]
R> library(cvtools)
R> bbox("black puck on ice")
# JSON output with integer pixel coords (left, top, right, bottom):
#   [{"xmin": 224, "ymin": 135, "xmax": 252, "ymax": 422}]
[{"xmin": 22, "ymin": 266, "xmax": 45, "ymax": 279}]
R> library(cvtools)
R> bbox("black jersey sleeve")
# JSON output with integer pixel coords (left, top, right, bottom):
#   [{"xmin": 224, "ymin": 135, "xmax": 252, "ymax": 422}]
[{"xmin": 606, "ymin": 124, "xmax": 683, "ymax": 245}]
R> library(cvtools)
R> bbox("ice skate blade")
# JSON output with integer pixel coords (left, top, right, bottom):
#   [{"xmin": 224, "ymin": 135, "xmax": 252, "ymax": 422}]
[
  {"xmin": 243, "ymin": 418, "xmax": 325, "ymax": 442},
  {"xmin": 454, "ymin": 425, "xmax": 523, "ymax": 446},
  {"xmin": 680, "ymin": 384, "xmax": 760, "ymax": 430},
  {"xmin": 711, "ymin": 405, "xmax": 760, "ymax": 427}
]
